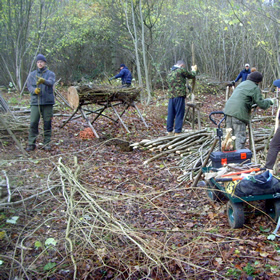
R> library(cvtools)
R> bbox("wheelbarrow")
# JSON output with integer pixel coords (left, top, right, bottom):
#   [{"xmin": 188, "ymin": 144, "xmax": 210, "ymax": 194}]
[
  {"xmin": 199, "ymin": 111, "xmax": 280, "ymax": 228},
  {"xmin": 201, "ymin": 166, "xmax": 280, "ymax": 228}
]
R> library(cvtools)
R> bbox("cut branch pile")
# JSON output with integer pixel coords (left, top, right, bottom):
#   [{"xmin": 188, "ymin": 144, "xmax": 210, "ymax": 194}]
[
  {"xmin": 67, "ymin": 85, "xmax": 142, "ymax": 109},
  {"xmin": 131, "ymin": 129, "xmax": 217, "ymax": 182},
  {"xmin": 53, "ymin": 156, "xmax": 227, "ymax": 279},
  {"xmin": 131, "ymin": 127, "xmax": 275, "ymax": 182},
  {"xmin": 253, "ymin": 127, "xmax": 274, "ymax": 152},
  {"xmin": 0, "ymin": 114, "xmax": 28, "ymax": 133}
]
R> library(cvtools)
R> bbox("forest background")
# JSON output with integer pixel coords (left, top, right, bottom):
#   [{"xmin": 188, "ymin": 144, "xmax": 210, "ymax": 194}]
[{"xmin": 1, "ymin": 0, "xmax": 280, "ymax": 101}]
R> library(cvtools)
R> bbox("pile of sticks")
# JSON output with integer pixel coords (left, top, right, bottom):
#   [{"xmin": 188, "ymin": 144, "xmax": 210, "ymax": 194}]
[
  {"xmin": 253, "ymin": 127, "xmax": 274, "ymax": 152},
  {"xmin": 131, "ymin": 129, "xmax": 215, "ymax": 166},
  {"xmin": 131, "ymin": 127, "xmax": 275, "ymax": 182}
]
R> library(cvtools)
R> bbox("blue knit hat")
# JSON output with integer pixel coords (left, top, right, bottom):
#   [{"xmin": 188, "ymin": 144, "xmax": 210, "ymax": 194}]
[
  {"xmin": 36, "ymin": 54, "xmax": 46, "ymax": 62},
  {"xmin": 120, "ymin": 64, "xmax": 125, "ymax": 68},
  {"xmin": 273, "ymin": 79, "xmax": 280, "ymax": 88}
]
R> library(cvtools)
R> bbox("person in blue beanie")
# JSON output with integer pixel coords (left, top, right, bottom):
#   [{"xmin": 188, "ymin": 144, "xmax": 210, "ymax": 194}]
[
  {"xmin": 231, "ymin": 63, "xmax": 251, "ymax": 86},
  {"xmin": 26, "ymin": 54, "xmax": 56, "ymax": 151},
  {"xmin": 109, "ymin": 64, "xmax": 132, "ymax": 87},
  {"xmin": 265, "ymin": 79, "xmax": 280, "ymax": 173}
]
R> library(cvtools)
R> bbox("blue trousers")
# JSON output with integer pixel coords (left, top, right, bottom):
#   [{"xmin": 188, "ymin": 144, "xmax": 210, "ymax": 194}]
[{"xmin": 166, "ymin": 96, "xmax": 185, "ymax": 133}]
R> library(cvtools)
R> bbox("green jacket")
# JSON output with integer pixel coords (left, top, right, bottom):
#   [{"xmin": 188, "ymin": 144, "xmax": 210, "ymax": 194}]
[
  {"xmin": 224, "ymin": 80, "xmax": 272, "ymax": 124},
  {"xmin": 167, "ymin": 66, "xmax": 195, "ymax": 98}
]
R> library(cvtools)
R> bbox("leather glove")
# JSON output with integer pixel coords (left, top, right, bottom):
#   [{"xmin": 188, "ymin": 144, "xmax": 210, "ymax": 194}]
[
  {"xmin": 191, "ymin": 65, "xmax": 197, "ymax": 75},
  {"xmin": 36, "ymin": 77, "xmax": 45, "ymax": 85},
  {"xmin": 231, "ymin": 81, "xmax": 235, "ymax": 86},
  {"xmin": 34, "ymin": 88, "xmax": 40, "ymax": 94}
]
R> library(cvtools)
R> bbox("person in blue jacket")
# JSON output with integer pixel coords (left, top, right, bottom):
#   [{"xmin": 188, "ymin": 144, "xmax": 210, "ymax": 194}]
[
  {"xmin": 109, "ymin": 64, "xmax": 132, "ymax": 87},
  {"xmin": 232, "ymin": 63, "xmax": 251, "ymax": 86}
]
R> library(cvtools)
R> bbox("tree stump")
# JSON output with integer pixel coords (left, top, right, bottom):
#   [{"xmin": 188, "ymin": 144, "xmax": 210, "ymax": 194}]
[{"xmin": 185, "ymin": 101, "xmax": 203, "ymax": 129}]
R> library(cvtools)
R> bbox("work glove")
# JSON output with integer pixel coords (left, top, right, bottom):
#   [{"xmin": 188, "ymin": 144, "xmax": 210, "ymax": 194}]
[
  {"xmin": 109, "ymin": 77, "xmax": 114, "ymax": 81},
  {"xmin": 34, "ymin": 88, "xmax": 40, "ymax": 94},
  {"xmin": 191, "ymin": 65, "xmax": 197, "ymax": 75},
  {"xmin": 231, "ymin": 81, "xmax": 235, "ymax": 86},
  {"xmin": 36, "ymin": 77, "xmax": 45, "ymax": 85}
]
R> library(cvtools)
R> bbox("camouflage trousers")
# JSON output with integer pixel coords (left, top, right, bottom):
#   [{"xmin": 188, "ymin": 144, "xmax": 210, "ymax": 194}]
[{"xmin": 225, "ymin": 115, "xmax": 247, "ymax": 150}]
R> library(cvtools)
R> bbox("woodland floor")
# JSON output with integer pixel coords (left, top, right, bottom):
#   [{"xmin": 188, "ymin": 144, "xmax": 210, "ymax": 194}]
[{"xmin": 0, "ymin": 80, "xmax": 280, "ymax": 280}]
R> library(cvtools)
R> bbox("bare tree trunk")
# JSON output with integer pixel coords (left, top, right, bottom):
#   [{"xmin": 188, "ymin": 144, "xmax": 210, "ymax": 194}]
[
  {"xmin": 130, "ymin": 1, "xmax": 143, "ymax": 88},
  {"xmin": 122, "ymin": 0, "xmax": 143, "ymax": 102},
  {"xmin": 139, "ymin": 0, "xmax": 151, "ymax": 105}
]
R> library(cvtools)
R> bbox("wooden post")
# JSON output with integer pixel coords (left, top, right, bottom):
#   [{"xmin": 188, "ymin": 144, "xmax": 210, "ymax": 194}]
[{"xmin": 225, "ymin": 86, "xmax": 229, "ymax": 101}]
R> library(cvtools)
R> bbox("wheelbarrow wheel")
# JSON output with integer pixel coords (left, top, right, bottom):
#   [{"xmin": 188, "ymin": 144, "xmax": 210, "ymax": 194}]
[
  {"xmin": 227, "ymin": 201, "xmax": 244, "ymax": 229},
  {"xmin": 265, "ymin": 199, "xmax": 280, "ymax": 222},
  {"xmin": 206, "ymin": 180, "xmax": 223, "ymax": 201}
]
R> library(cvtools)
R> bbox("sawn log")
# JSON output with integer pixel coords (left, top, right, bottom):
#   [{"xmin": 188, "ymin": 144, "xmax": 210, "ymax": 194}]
[{"xmin": 67, "ymin": 85, "xmax": 141, "ymax": 109}]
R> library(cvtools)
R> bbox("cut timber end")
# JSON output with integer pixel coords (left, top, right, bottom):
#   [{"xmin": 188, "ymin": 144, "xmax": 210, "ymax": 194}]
[{"xmin": 67, "ymin": 86, "xmax": 80, "ymax": 110}]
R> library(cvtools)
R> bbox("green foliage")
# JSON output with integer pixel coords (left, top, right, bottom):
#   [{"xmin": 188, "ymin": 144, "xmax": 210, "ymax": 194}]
[
  {"xmin": 34, "ymin": 241, "xmax": 43, "ymax": 249},
  {"xmin": 1, "ymin": 0, "xmax": 280, "ymax": 90},
  {"xmin": 243, "ymin": 263, "xmax": 256, "ymax": 276},
  {"xmin": 226, "ymin": 266, "xmax": 242, "ymax": 278},
  {"xmin": 45, "ymin": 238, "xmax": 57, "ymax": 247},
  {"xmin": 43, "ymin": 262, "xmax": 56, "ymax": 271}
]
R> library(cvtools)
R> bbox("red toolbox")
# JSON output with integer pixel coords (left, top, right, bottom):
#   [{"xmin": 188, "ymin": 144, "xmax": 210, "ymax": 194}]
[{"xmin": 210, "ymin": 149, "xmax": 252, "ymax": 168}]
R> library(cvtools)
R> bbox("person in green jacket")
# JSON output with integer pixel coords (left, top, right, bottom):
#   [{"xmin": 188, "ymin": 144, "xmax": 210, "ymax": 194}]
[{"xmin": 224, "ymin": 71, "xmax": 273, "ymax": 150}]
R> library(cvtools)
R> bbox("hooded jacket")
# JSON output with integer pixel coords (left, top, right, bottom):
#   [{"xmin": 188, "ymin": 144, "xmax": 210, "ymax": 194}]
[
  {"xmin": 27, "ymin": 67, "xmax": 56, "ymax": 105},
  {"xmin": 114, "ymin": 66, "xmax": 132, "ymax": 85},
  {"xmin": 224, "ymin": 80, "xmax": 272, "ymax": 124}
]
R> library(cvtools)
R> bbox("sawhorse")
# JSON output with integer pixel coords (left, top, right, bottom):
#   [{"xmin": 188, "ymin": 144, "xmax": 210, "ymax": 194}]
[{"xmin": 60, "ymin": 100, "xmax": 148, "ymax": 138}]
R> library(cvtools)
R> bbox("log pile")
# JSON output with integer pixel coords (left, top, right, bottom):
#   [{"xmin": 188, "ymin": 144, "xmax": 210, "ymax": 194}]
[{"xmin": 67, "ymin": 85, "xmax": 142, "ymax": 109}]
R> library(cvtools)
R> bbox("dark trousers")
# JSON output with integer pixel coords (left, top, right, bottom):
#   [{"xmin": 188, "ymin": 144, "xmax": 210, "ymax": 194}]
[
  {"xmin": 166, "ymin": 96, "xmax": 185, "ymax": 133},
  {"xmin": 28, "ymin": 105, "xmax": 53, "ymax": 146},
  {"xmin": 265, "ymin": 127, "xmax": 280, "ymax": 169}
]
